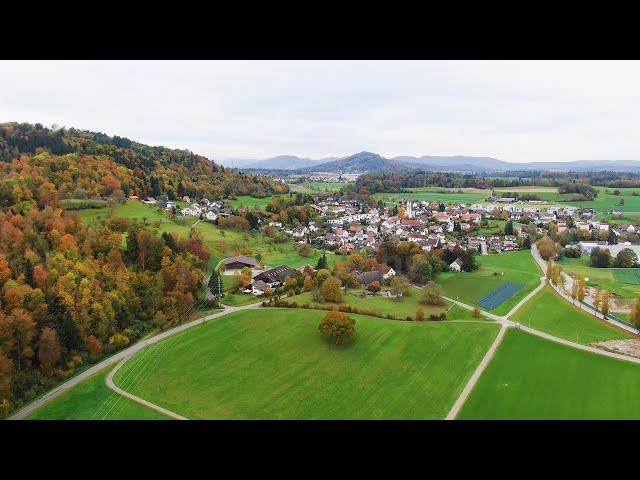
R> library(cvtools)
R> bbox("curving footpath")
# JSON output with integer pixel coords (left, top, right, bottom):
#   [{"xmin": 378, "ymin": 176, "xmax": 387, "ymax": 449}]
[
  {"xmin": 106, "ymin": 358, "xmax": 187, "ymax": 420},
  {"xmin": 13, "ymin": 245, "xmax": 640, "ymax": 421},
  {"xmin": 9, "ymin": 302, "xmax": 261, "ymax": 420}
]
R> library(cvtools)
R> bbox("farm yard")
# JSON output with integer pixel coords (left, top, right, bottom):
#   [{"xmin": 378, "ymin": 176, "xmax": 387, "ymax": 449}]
[
  {"xmin": 458, "ymin": 329, "xmax": 640, "ymax": 419},
  {"xmin": 438, "ymin": 250, "xmax": 541, "ymax": 316}
]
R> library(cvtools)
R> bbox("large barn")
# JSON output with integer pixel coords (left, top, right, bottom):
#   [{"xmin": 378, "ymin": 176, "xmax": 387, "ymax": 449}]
[
  {"xmin": 252, "ymin": 265, "xmax": 298, "ymax": 287},
  {"xmin": 222, "ymin": 255, "xmax": 260, "ymax": 272}
]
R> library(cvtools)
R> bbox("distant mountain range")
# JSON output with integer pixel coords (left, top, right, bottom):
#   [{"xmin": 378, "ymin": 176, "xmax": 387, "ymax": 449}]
[
  {"xmin": 231, "ymin": 152, "xmax": 640, "ymax": 173},
  {"xmin": 226, "ymin": 155, "xmax": 344, "ymax": 170}
]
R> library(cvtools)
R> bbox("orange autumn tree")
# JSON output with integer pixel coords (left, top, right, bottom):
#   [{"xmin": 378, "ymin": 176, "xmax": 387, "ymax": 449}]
[{"xmin": 318, "ymin": 310, "xmax": 356, "ymax": 346}]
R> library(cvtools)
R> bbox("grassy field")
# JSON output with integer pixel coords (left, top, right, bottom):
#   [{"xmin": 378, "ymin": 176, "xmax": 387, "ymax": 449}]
[
  {"xmin": 438, "ymin": 250, "xmax": 541, "ymax": 316},
  {"xmin": 493, "ymin": 186, "xmax": 559, "ymax": 193},
  {"xmin": 372, "ymin": 185, "xmax": 640, "ymax": 216},
  {"xmin": 285, "ymin": 287, "xmax": 454, "ymax": 320},
  {"xmin": 220, "ymin": 293, "xmax": 262, "ymax": 307},
  {"xmin": 113, "ymin": 309, "xmax": 500, "ymax": 419},
  {"xmin": 289, "ymin": 182, "xmax": 348, "ymax": 193},
  {"xmin": 458, "ymin": 329, "xmax": 640, "ymax": 419},
  {"xmin": 226, "ymin": 196, "xmax": 273, "ymax": 209},
  {"xmin": 473, "ymin": 219, "xmax": 507, "ymax": 237},
  {"xmin": 374, "ymin": 188, "xmax": 490, "ymax": 205},
  {"xmin": 71, "ymin": 200, "xmax": 337, "ymax": 272},
  {"xmin": 511, "ymin": 286, "xmax": 633, "ymax": 344},
  {"xmin": 27, "ymin": 367, "xmax": 169, "ymax": 420},
  {"xmin": 558, "ymin": 256, "xmax": 640, "ymax": 299}
]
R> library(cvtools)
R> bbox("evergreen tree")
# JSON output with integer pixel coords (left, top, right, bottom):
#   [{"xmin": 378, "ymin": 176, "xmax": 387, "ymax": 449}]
[
  {"xmin": 316, "ymin": 254, "xmax": 328, "ymax": 270},
  {"xmin": 504, "ymin": 220, "xmax": 514, "ymax": 236}
]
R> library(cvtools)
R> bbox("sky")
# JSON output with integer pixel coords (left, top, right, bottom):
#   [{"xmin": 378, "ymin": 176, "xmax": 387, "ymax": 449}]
[{"xmin": 2, "ymin": 60, "xmax": 640, "ymax": 164}]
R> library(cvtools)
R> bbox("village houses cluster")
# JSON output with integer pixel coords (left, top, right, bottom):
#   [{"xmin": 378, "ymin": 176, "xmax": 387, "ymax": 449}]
[{"xmin": 134, "ymin": 190, "xmax": 640, "ymax": 300}]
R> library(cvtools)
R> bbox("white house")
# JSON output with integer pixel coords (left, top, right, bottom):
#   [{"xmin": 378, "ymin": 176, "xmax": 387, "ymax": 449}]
[{"xmin": 449, "ymin": 258, "xmax": 464, "ymax": 272}]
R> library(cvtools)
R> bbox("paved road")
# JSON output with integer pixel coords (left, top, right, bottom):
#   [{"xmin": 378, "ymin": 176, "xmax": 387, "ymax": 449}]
[
  {"xmin": 9, "ymin": 302, "xmax": 261, "ymax": 420},
  {"xmin": 445, "ymin": 247, "xmax": 640, "ymax": 419},
  {"xmin": 531, "ymin": 244, "xmax": 639, "ymax": 335}
]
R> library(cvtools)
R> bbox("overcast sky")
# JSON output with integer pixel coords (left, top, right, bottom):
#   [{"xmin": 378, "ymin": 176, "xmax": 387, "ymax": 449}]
[{"xmin": 2, "ymin": 60, "xmax": 640, "ymax": 164}]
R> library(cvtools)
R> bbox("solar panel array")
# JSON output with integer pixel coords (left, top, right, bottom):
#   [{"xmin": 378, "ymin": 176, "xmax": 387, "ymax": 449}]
[{"xmin": 476, "ymin": 282, "xmax": 524, "ymax": 310}]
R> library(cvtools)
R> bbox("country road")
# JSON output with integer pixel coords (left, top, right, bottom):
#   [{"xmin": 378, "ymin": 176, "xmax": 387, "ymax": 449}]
[
  {"xmin": 444, "ymin": 246, "xmax": 640, "ymax": 419},
  {"xmin": 13, "ymin": 245, "xmax": 640, "ymax": 421},
  {"xmin": 9, "ymin": 301, "xmax": 261, "ymax": 420},
  {"xmin": 531, "ymin": 244, "xmax": 639, "ymax": 335}
]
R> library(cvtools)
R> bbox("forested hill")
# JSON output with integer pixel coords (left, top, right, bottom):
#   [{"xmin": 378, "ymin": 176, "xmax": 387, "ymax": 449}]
[{"xmin": 0, "ymin": 122, "xmax": 288, "ymax": 201}]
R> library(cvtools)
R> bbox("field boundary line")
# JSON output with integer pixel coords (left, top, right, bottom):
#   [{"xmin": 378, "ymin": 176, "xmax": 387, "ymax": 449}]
[
  {"xmin": 446, "ymin": 323, "xmax": 507, "ymax": 420},
  {"xmin": 105, "ymin": 358, "xmax": 187, "ymax": 420},
  {"xmin": 504, "ymin": 277, "xmax": 546, "ymax": 318}
]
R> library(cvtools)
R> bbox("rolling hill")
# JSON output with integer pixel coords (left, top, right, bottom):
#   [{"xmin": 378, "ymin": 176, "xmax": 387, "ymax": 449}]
[{"xmin": 236, "ymin": 150, "xmax": 640, "ymax": 174}]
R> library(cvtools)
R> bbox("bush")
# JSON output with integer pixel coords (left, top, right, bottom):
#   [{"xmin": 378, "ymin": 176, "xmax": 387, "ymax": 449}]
[{"xmin": 416, "ymin": 309, "xmax": 425, "ymax": 321}]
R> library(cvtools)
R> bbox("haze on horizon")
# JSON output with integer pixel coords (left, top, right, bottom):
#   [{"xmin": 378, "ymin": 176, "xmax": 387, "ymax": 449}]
[{"xmin": 2, "ymin": 60, "xmax": 640, "ymax": 164}]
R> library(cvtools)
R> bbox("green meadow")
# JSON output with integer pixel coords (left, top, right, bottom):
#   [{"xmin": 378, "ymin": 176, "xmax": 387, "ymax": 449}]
[
  {"xmin": 558, "ymin": 255, "xmax": 640, "ymax": 300},
  {"xmin": 27, "ymin": 367, "xmax": 169, "ymax": 420},
  {"xmin": 511, "ymin": 286, "xmax": 633, "ymax": 344},
  {"xmin": 438, "ymin": 250, "xmax": 541, "ymax": 316},
  {"xmin": 458, "ymin": 329, "xmax": 640, "ymax": 419},
  {"xmin": 112, "ymin": 309, "xmax": 500, "ymax": 419}
]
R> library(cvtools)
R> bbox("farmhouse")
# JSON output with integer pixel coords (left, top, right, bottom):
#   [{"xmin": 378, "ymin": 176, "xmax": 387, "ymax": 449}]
[
  {"xmin": 253, "ymin": 265, "xmax": 298, "ymax": 287},
  {"xmin": 450, "ymin": 258, "xmax": 464, "ymax": 272},
  {"xmin": 356, "ymin": 270, "xmax": 385, "ymax": 286},
  {"xmin": 251, "ymin": 280, "xmax": 270, "ymax": 295}
]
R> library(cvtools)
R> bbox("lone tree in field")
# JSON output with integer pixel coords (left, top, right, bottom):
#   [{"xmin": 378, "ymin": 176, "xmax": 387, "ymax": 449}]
[
  {"xmin": 422, "ymin": 281, "xmax": 444, "ymax": 305},
  {"xmin": 472, "ymin": 306, "xmax": 481, "ymax": 319},
  {"xmin": 318, "ymin": 310, "xmax": 356, "ymax": 345},
  {"xmin": 321, "ymin": 276, "xmax": 343, "ymax": 303}
]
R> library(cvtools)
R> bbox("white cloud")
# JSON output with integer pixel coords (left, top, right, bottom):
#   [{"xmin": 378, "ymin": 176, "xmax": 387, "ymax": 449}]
[{"xmin": 2, "ymin": 60, "xmax": 640, "ymax": 163}]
